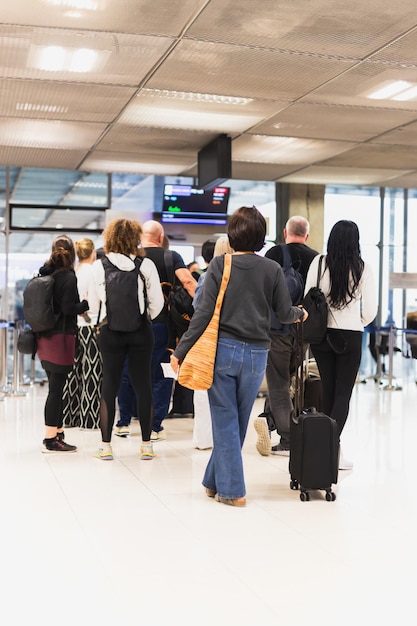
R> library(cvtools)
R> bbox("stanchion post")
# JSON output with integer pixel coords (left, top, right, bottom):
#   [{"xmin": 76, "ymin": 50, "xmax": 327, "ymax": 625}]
[
  {"xmin": 11, "ymin": 322, "xmax": 26, "ymax": 397},
  {"xmin": 384, "ymin": 325, "xmax": 402, "ymax": 391}
]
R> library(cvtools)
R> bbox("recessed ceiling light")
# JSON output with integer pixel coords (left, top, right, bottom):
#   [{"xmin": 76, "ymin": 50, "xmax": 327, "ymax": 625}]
[
  {"xmin": 367, "ymin": 80, "xmax": 412, "ymax": 100},
  {"xmin": 142, "ymin": 89, "xmax": 253, "ymax": 106},
  {"xmin": 27, "ymin": 44, "xmax": 111, "ymax": 72}
]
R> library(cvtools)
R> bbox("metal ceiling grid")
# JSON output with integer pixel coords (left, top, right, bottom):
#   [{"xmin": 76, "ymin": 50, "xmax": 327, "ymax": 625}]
[{"xmin": 1, "ymin": 0, "xmax": 417, "ymax": 194}]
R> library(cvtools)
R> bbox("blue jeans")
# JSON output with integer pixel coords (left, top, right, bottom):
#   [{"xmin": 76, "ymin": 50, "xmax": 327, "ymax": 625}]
[
  {"xmin": 203, "ymin": 338, "xmax": 268, "ymax": 499},
  {"xmin": 151, "ymin": 323, "xmax": 174, "ymax": 432},
  {"xmin": 116, "ymin": 357, "xmax": 136, "ymax": 427}
]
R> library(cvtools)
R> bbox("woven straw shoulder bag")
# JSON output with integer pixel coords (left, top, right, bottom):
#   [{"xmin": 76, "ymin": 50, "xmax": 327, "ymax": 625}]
[{"xmin": 178, "ymin": 253, "xmax": 231, "ymax": 390}]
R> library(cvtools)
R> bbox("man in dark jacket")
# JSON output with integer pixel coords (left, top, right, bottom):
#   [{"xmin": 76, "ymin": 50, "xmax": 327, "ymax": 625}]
[{"xmin": 254, "ymin": 216, "xmax": 318, "ymax": 456}]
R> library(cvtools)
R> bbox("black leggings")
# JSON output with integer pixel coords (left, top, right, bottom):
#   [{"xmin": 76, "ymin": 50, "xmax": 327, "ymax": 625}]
[
  {"xmin": 44, "ymin": 370, "xmax": 68, "ymax": 428},
  {"xmin": 97, "ymin": 323, "xmax": 154, "ymax": 443},
  {"xmin": 311, "ymin": 330, "xmax": 362, "ymax": 437}
]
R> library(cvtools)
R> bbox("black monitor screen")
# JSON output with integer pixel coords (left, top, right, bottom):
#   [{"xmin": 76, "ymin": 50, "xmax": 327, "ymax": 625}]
[{"xmin": 161, "ymin": 184, "xmax": 230, "ymax": 225}]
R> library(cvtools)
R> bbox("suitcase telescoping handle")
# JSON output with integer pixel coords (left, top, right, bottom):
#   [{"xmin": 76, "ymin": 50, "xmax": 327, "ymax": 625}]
[{"xmin": 293, "ymin": 321, "xmax": 305, "ymax": 420}]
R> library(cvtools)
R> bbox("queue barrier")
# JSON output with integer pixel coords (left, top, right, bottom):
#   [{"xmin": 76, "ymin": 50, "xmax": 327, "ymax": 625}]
[
  {"xmin": 363, "ymin": 324, "xmax": 417, "ymax": 390},
  {"xmin": 0, "ymin": 320, "xmax": 40, "ymax": 399}
]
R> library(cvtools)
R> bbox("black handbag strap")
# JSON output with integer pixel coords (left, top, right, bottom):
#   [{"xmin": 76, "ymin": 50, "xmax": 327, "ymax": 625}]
[{"xmin": 316, "ymin": 255, "xmax": 324, "ymax": 287}]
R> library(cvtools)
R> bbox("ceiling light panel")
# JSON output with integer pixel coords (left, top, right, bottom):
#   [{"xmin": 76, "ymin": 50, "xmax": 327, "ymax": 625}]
[
  {"xmin": 0, "ymin": 79, "xmax": 136, "ymax": 122},
  {"xmin": 146, "ymin": 40, "xmax": 357, "ymax": 102},
  {"xmin": 232, "ymin": 134, "xmax": 355, "ymax": 165},
  {"xmin": 0, "ymin": 0, "xmax": 203, "ymax": 35},
  {"xmin": 304, "ymin": 62, "xmax": 417, "ymax": 110},
  {"xmin": 119, "ymin": 89, "xmax": 285, "ymax": 133},
  {"xmin": 0, "ymin": 26, "xmax": 173, "ymax": 85},
  {"xmin": 187, "ymin": 0, "xmax": 417, "ymax": 58}
]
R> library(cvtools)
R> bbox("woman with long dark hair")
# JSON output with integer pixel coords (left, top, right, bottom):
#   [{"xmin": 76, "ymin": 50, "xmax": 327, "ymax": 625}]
[
  {"xmin": 304, "ymin": 220, "xmax": 377, "ymax": 469},
  {"xmin": 37, "ymin": 235, "xmax": 89, "ymax": 452}
]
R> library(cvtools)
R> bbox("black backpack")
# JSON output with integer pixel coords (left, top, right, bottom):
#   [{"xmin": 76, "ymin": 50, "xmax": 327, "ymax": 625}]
[
  {"xmin": 270, "ymin": 244, "xmax": 305, "ymax": 334},
  {"xmin": 102, "ymin": 256, "xmax": 148, "ymax": 332},
  {"xmin": 162, "ymin": 250, "xmax": 194, "ymax": 346},
  {"xmin": 23, "ymin": 272, "xmax": 60, "ymax": 333},
  {"xmin": 302, "ymin": 255, "xmax": 328, "ymax": 345}
]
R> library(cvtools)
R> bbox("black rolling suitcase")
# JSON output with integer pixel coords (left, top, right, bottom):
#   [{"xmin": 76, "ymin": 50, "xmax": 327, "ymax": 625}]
[{"xmin": 289, "ymin": 325, "xmax": 339, "ymax": 501}]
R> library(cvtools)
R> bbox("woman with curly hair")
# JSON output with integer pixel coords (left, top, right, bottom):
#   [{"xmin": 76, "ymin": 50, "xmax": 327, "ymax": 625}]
[
  {"xmin": 87, "ymin": 219, "xmax": 164, "ymax": 461},
  {"xmin": 37, "ymin": 234, "xmax": 89, "ymax": 453},
  {"xmin": 304, "ymin": 220, "xmax": 377, "ymax": 470}
]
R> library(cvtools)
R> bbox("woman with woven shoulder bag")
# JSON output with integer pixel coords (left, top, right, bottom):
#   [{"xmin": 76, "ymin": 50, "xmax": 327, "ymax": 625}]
[{"xmin": 170, "ymin": 206, "xmax": 307, "ymax": 507}]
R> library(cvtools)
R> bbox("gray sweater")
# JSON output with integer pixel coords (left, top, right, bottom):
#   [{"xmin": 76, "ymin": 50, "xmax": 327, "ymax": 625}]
[{"xmin": 174, "ymin": 253, "xmax": 304, "ymax": 360}]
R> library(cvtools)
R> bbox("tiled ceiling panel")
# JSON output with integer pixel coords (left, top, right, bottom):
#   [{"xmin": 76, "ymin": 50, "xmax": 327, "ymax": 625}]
[
  {"xmin": 97, "ymin": 125, "xmax": 212, "ymax": 156},
  {"xmin": 232, "ymin": 134, "xmax": 355, "ymax": 165},
  {"xmin": 252, "ymin": 103, "xmax": 417, "ymax": 142},
  {"xmin": 0, "ymin": 147, "xmax": 89, "ymax": 169},
  {"xmin": 0, "ymin": 26, "xmax": 174, "ymax": 85},
  {"xmin": 119, "ymin": 89, "xmax": 286, "ymax": 134},
  {"xmin": 320, "ymin": 144, "xmax": 417, "ymax": 169},
  {"xmin": 0, "ymin": 0, "xmax": 207, "ymax": 35},
  {"xmin": 0, "ymin": 79, "xmax": 137, "ymax": 122},
  {"xmin": 2, "ymin": 0, "xmax": 417, "ymax": 195},
  {"xmin": 187, "ymin": 0, "xmax": 417, "ymax": 57},
  {"xmin": 278, "ymin": 165, "xmax": 412, "ymax": 186},
  {"xmin": 146, "ymin": 40, "xmax": 357, "ymax": 101}
]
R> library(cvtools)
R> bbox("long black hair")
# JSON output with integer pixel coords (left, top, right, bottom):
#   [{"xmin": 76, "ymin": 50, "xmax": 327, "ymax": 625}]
[{"xmin": 326, "ymin": 220, "xmax": 364, "ymax": 309}]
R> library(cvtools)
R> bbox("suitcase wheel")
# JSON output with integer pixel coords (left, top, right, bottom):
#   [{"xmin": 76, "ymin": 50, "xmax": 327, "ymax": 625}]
[
  {"xmin": 325, "ymin": 490, "xmax": 336, "ymax": 502},
  {"xmin": 290, "ymin": 479, "xmax": 299, "ymax": 490},
  {"xmin": 300, "ymin": 490, "xmax": 310, "ymax": 501}
]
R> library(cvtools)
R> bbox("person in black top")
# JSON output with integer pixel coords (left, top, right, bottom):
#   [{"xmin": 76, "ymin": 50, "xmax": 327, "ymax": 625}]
[
  {"xmin": 254, "ymin": 216, "xmax": 318, "ymax": 457},
  {"xmin": 37, "ymin": 235, "xmax": 89, "ymax": 453},
  {"xmin": 140, "ymin": 220, "xmax": 197, "ymax": 440}
]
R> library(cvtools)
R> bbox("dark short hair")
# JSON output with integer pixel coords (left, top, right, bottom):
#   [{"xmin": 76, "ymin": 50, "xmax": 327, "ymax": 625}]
[
  {"xmin": 201, "ymin": 239, "xmax": 216, "ymax": 264},
  {"xmin": 227, "ymin": 206, "xmax": 266, "ymax": 252}
]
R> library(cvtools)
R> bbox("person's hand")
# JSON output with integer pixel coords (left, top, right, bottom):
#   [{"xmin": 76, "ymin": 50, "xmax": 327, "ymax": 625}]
[
  {"xmin": 295, "ymin": 305, "xmax": 308, "ymax": 323},
  {"xmin": 170, "ymin": 354, "xmax": 180, "ymax": 373}
]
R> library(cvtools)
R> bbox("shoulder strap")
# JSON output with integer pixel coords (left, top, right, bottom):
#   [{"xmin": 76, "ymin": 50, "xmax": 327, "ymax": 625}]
[
  {"xmin": 279, "ymin": 243, "xmax": 292, "ymax": 270},
  {"xmin": 316, "ymin": 255, "xmax": 324, "ymax": 287},
  {"xmin": 212, "ymin": 253, "xmax": 231, "ymax": 320},
  {"xmin": 135, "ymin": 257, "xmax": 150, "ymax": 319},
  {"xmin": 163, "ymin": 249, "xmax": 175, "ymax": 287}
]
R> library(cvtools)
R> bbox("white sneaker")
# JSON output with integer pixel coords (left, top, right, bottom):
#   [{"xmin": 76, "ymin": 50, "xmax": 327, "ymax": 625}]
[
  {"xmin": 115, "ymin": 425, "xmax": 130, "ymax": 437},
  {"xmin": 151, "ymin": 430, "xmax": 167, "ymax": 441},
  {"xmin": 339, "ymin": 449, "xmax": 353, "ymax": 470},
  {"xmin": 254, "ymin": 417, "xmax": 271, "ymax": 456}
]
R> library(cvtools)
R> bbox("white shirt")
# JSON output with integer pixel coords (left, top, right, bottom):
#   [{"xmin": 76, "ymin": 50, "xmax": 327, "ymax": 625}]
[
  {"xmin": 304, "ymin": 255, "xmax": 378, "ymax": 331},
  {"xmin": 87, "ymin": 253, "xmax": 164, "ymax": 326},
  {"xmin": 75, "ymin": 262, "xmax": 94, "ymax": 327}
]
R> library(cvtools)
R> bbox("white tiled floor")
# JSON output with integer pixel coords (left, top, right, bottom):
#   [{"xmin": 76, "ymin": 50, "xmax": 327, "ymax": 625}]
[{"xmin": 2, "ymin": 358, "xmax": 417, "ymax": 625}]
